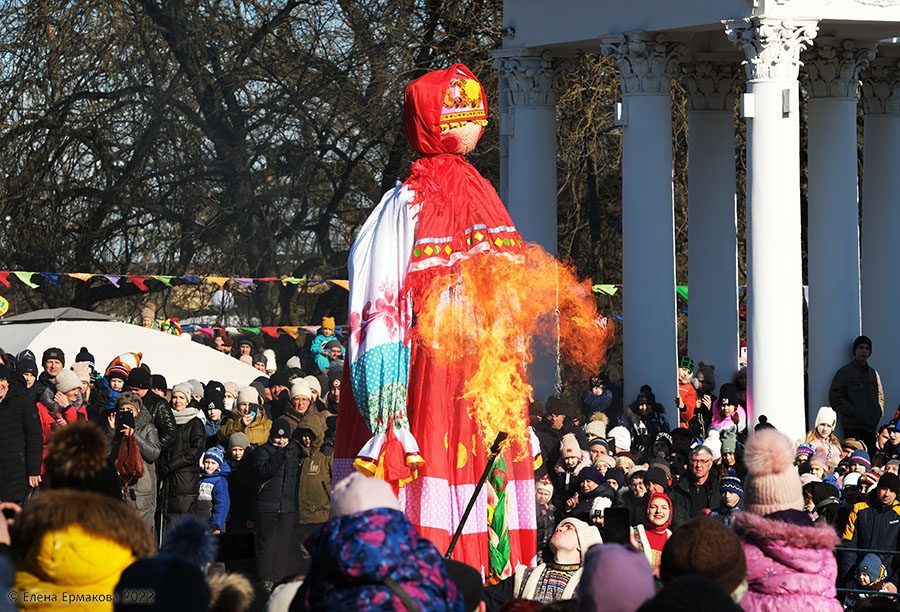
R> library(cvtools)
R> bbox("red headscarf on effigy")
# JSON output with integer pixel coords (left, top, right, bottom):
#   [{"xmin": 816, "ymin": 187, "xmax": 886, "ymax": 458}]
[{"xmin": 400, "ymin": 64, "xmax": 523, "ymax": 302}]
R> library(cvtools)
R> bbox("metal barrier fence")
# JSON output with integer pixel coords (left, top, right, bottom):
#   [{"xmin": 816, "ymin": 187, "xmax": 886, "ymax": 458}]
[{"xmin": 834, "ymin": 546, "xmax": 900, "ymax": 598}]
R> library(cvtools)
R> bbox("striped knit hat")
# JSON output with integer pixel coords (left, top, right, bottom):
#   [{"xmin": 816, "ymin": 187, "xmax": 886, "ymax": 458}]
[
  {"xmin": 795, "ymin": 444, "xmax": 815, "ymax": 459},
  {"xmin": 850, "ymin": 450, "xmax": 872, "ymax": 470},
  {"xmin": 719, "ymin": 471, "xmax": 743, "ymax": 497}
]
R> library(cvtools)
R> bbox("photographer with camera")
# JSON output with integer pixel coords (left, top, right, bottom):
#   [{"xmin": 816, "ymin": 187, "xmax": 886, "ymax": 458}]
[{"xmin": 106, "ymin": 392, "xmax": 160, "ymax": 533}]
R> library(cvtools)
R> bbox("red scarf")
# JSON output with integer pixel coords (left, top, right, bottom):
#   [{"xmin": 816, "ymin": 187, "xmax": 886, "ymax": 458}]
[{"xmin": 645, "ymin": 491, "xmax": 673, "ymax": 551}]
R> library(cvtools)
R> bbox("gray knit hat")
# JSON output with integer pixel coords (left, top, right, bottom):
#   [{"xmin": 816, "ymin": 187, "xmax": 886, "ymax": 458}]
[{"xmin": 228, "ymin": 432, "xmax": 251, "ymax": 451}]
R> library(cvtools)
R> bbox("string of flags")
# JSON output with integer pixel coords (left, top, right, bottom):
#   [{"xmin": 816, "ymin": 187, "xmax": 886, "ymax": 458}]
[
  {"xmin": 0, "ymin": 271, "xmax": 350, "ymax": 292},
  {"xmin": 162, "ymin": 322, "xmax": 349, "ymax": 339}
]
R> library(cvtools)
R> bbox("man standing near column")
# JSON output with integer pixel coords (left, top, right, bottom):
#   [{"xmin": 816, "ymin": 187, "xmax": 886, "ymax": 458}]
[{"xmin": 829, "ymin": 336, "xmax": 884, "ymax": 451}]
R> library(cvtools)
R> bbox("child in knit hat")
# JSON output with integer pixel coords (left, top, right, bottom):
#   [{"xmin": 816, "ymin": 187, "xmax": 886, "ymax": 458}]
[
  {"xmin": 535, "ymin": 475, "xmax": 556, "ymax": 557},
  {"xmin": 843, "ymin": 553, "xmax": 898, "ymax": 608},
  {"xmin": 709, "ymin": 470, "xmax": 743, "ymax": 527},
  {"xmin": 732, "ymin": 429, "xmax": 842, "ymax": 611},
  {"xmin": 198, "ymin": 446, "xmax": 231, "ymax": 534},
  {"xmin": 849, "ymin": 450, "xmax": 872, "ymax": 474},
  {"xmin": 797, "ymin": 406, "xmax": 842, "ymax": 469}
]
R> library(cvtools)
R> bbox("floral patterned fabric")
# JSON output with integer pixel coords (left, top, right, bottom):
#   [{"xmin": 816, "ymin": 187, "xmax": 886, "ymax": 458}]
[{"xmin": 292, "ymin": 507, "xmax": 464, "ymax": 611}]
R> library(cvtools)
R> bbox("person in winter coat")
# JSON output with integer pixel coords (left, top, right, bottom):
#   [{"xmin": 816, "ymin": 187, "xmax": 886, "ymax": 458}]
[
  {"xmin": 829, "ymin": 335, "xmax": 883, "ymax": 451},
  {"xmin": 198, "ymin": 445, "xmax": 231, "ymax": 534},
  {"xmin": 225, "ymin": 432, "xmax": 255, "ymax": 534},
  {"xmin": 254, "ymin": 417, "xmax": 300, "ymax": 589},
  {"xmin": 535, "ymin": 476, "xmax": 556, "ymax": 559},
  {"xmin": 709, "ymin": 383, "xmax": 746, "ymax": 434},
  {"xmin": 484, "ymin": 516, "xmax": 602, "ymax": 610},
  {"xmin": 35, "ymin": 368, "xmax": 88, "ymax": 474},
  {"xmin": 840, "ymin": 472, "xmax": 900, "ymax": 588},
  {"xmin": 10, "ymin": 488, "xmax": 154, "ymax": 612},
  {"xmin": 218, "ymin": 385, "xmax": 272, "ymax": 445},
  {"xmin": 293, "ymin": 410, "xmax": 332, "ymax": 576},
  {"xmin": 733, "ymin": 428, "xmax": 842, "ymax": 611},
  {"xmin": 309, "ymin": 317, "xmax": 343, "ymax": 374},
  {"xmin": 564, "ymin": 467, "xmax": 614, "ymax": 524},
  {"xmin": 707, "ymin": 471, "xmax": 743, "ymax": 527},
  {"xmin": 630, "ymin": 491, "xmax": 673, "ymax": 577},
  {"xmin": 15, "ymin": 350, "xmax": 40, "ymax": 403},
  {"xmin": 32, "ymin": 346, "xmax": 65, "ymax": 400},
  {"xmin": 581, "ymin": 374, "xmax": 613, "ymax": 420},
  {"xmin": 618, "ymin": 385, "xmax": 670, "ymax": 459},
  {"xmin": 105, "ymin": 392, "xmax": 160, "ymax": 532},
  {"xmin": 294, "ymin": 472, "xmax": 463, "ymax": 611},
  {"xmin": 843, "ymin": 553, "xmax": 898, "ymax": 608},
  {"xmin": 670, "ymin": 445, "xmax": 719, "ymax": 528},
  {"xmin": 200, "ymin": 383, "xmax": 229, "ymax": 449},
  {"xmin": 803, "ymin": 481, "xmax": 848, "ymax": 535},
  {"xmin": 553, "ymin": 432, "xmax": 591, "ymax": 511},
  {"xmin": 0, "ymin": 365, "xmax": 42, "ymax": 503},
  {"xmin": 124, "ymin": 367, "xmax": 177, "ymax": 453},
  {"xmin": 796, "ymin": 406, "xmax": 843, "ymax": 470},
  {"xmin": 158, "ymin": 382, "xmax": 205, "ymax": 532}
]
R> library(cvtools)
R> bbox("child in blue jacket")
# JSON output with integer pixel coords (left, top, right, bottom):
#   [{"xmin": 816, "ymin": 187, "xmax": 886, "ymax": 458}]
[{"xmin": 198, "ymin": 445, "xmax": 231, "ymax": 533}]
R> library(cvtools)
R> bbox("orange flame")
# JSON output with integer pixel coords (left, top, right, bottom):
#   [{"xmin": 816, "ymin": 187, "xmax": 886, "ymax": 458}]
[{"xmin": 415, "ymin": 245, "xmax": 615, "ymax": 456}]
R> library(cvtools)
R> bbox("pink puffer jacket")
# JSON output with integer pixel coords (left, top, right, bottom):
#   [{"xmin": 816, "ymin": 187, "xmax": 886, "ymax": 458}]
[{"xmin": 732, "ymin": 511, "xmax": 842, "ymax": 611}]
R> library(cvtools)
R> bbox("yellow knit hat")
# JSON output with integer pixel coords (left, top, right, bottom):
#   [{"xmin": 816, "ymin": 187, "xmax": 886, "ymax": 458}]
[{"xmin": 322, "ymin": 316, "xmax": 335, "ymax": 330}]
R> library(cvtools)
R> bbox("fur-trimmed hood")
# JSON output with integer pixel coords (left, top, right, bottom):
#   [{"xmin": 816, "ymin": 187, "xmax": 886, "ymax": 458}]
[{"xmin": 732, "ymin": 511, "xmax": 839, "ymax": 552}]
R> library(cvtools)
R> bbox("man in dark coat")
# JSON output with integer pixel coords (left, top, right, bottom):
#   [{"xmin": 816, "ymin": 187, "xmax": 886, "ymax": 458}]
[
  {"xmin": 126, "ymin": 367, "xmax": 176, "ymax": 451},
  {"xmin": 0, "ymin": 365, "xmax": 42, "ymax": 502},
  {"xmin": 670, "ymin": 446, "xmax": 720, "ymax": 528},
  {"xmin": 829, "ymin": 335, "xmax": 883, "ymax": 451}
]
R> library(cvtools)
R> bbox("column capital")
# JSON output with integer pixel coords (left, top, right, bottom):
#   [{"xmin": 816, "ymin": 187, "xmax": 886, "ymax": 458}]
[
  {"xmin": 681, "ymin": 61, "xmax": 742, "ymax": 111},
  {"xmin": 724, "ymin": 17, "xmax": 819, "ymax": 81},
  {"xmin": 601, "ymin": 32, "xmax": 684, "ymax": 95},
  {"xmin": 861, "ymin": 61, "xmax": 900, "ymax": 115},
  {"xmin": 493, "ymin": 50, "xmax": 565, "ymax": 108},
  {"xmin": 804, "ymin": 40, "xmax": 875, "ymax": 99}
]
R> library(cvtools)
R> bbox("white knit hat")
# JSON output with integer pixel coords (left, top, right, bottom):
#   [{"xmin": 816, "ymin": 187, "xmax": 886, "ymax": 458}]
[
  {"xmin": 54, "ymin": 369, "xmax": 82, "ymax": 393},
  {"xmin": 743, "ymin": 429, "xmax": 804, "ymax": 516},
  {"xmin": 285, "ymin": 356, "xmax": 302, "ymax": 370},
  {"xmin": 263, "ymin": 349, "xmax": 277, "ymax": 374},
  {"xmin": 815, "ymin": 406, "xmax": 837, "ymax": 428},
  {"xmin": 290, "ymin": 380, "xmax": 311, "ymax": 400},
  {"xmin": 237, "ymin": 386, "xmax": 260, "ymax": 406},
  {"xmin": 560, "ymin": 433, "xmax": 583, "ymax": 459},
  {"xmin": 608, "ymin": 426, "xmax": 632, "ymax": 453},
  {"xmin": 583, "ymin": 419, "xmax": 607, "ymax": 441},
  {"xmin": 303, "ymin": 375, "xmax": 322, "ymax": 397},
  {"xmin": 330, "ymin": 472, "xmax": 401, "ymax": 518},
  {"xmin": 556, "ymin": 517, "xmax": 603, "ymax": 563},
  {"xmin": 703, "ymin": 430, "xmax": 722, "ymax": 461}
]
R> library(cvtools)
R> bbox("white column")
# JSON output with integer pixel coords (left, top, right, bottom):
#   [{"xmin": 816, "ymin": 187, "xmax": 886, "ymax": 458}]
[
  {"xmin": 726, "ymin": 18, "xmax": 818, "ymax": 442},
  {"xmin": 804, "ymin": 41, "xmax": 873, "ymax": 427},
  {"xmin": 603, "ymin": 33, "xmax": 682, "ymax": 427},
  {"xmin": 494, "ymin": 51, "xmax": 559, "ymax": 254},
  {"xmin": 682, "ymin": 61, "xmax": 741, "ymax": 383},
  {"xmin": 494, "ymin": 51, "xmax": 561, "ymax": 403},
  {"xmin": 861, "ymin": 63, "xmax": 900, "ymax": 425}
]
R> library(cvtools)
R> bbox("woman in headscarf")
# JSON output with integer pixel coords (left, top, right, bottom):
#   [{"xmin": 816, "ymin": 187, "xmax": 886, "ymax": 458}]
[{"xmin": 630, "ymin": 491, "xmax": 673, "ymax": 577}]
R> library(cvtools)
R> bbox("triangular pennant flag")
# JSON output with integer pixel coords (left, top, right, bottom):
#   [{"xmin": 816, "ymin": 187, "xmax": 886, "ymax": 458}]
[
  {"xmin": 68, "ymin": 273, "xmax": 94, "ymax": 282},
  {"xmin": 205, "ymin": 276, "xmax": 230, "ymax": 288},
  {"xmin": 280, "ymin": 326, "xmax": 300, "ymax": 339},
  {"xmin": 256, "ymin": 277, "xmax": 279, "ymax": 282},
  {"xmin": 329, "ymin": 279, "xmax": 350, "ymax": 291},
  {"xmin": 260, "ymin": 326, "xmax": 280, "ymax": 338},
  {"xmin": 300, "ymin": 326, "xmax": 319, "ymax": 335},
  {"xmin": 676, "ymin": 285, "xmax": 689, "ymax": 301},
  {"xmin": 195, "ymin": 327, "xmax": 214, "ymax": 339},
  {"xmin": 281, "ymin": 276, "xmax": 304, "ymax": 285},
  {"xmin": 180, "ymin": 275, "xmax": 201, "ymax": 285},
  {"xmin": 0, "ymin": 272, "xmax": 10, "ymax": 288},
  {"xmin": 240, "ymin": 327, "xmax": 261, "ymax": 335},
  {"xmin": 232, "ymin": 278, "xmax": 255, "ymax": 289},
  {"xmin": 151, "ymin": 275, "xmax": 174, "ymax": 287},
  {"xmin": 127, "ymin": 275, "xmax": 149, "ymax": 292},
  {"xmin": 41, "ymin": 273, "xmax": 61, "ymax": 285},
  {"xmin": 103, "ymin": 275, "xmax": 122, "ymax": 288},
  {"xmin": 591, "ymin": 284, "xmax": 618, "ymax": 296},
  {"xmin": 613, "ymin": 314, "xmax": 624, "ymax": 321},
  {"xmin": 13, "ymin": 272, "xmax": 39, "ymax": 288}
]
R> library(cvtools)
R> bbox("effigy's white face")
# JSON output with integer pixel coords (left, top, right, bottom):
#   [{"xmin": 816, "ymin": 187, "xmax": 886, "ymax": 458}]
[{"xmin": 441, "ymin": 121, "xmax": 483, "ymax": 155}]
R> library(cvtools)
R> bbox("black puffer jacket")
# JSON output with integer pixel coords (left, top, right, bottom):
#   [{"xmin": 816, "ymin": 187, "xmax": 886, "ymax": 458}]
[
  {"xmin": 0, "ymin": 383, "xmax": 42, "ymax": 503},
  {"xmin": 158, "ymin": 407, "xmax": 204, "ymax": 517},
  {"xmin": 141, "ymin": 391, "xmax": 177, "ymax": 451},
  {"xmin": 254, "ymin": 440, "xmax": 299, "ymax": 515}
]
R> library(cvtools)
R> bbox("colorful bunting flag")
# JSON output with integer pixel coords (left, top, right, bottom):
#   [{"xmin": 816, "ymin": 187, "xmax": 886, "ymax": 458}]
[
  {"xmin": 13, "ymin": 272, "xmax": 38, "ymax": 288},
  {"xmin": 591, "ymin": 284, "xmax": 618, "ymax": 296},
  {"xmin": 103, "ymin": 275, "xmax": 122, "ymax": 288},
  {"xmin": 68, "ymin": 273, "xmax": 94, "ymax": 282},
  {"xmin": 127, "ymin": 276, "xmax": 149, "ymax": 292},
  {"xmin": 205, "ymin": 276, "xmax": 229, "ymax": 288},
  {"xmin": 151, "ymin": 275, "xmax": 174, "ymax": 287},
  {"xmin": 0, "ymin": 272, "xmax": 9, "ymax": 288}
]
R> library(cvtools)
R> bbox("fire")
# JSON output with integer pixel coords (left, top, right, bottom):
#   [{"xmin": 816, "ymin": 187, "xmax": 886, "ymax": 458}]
[{"xmin": 415, "ymin": 245, "xmax": 614, "ymax": 456}]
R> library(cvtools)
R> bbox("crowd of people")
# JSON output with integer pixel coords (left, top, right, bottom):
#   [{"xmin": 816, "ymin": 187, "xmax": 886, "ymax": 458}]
[{"xmin": 0, "ymin": 324, "xmax": 897, "ymax": 611}]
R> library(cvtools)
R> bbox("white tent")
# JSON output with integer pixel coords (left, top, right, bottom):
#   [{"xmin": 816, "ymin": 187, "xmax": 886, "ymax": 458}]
[{"xmin": 0, "ymin": 308, "xmax": 262, "ymax": 387}]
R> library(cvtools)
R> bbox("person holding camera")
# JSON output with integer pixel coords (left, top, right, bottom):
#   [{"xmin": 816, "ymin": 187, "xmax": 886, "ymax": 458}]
[{"xmin": 106, "ymin": 392, "xmax": 160, "ymax": 533}]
